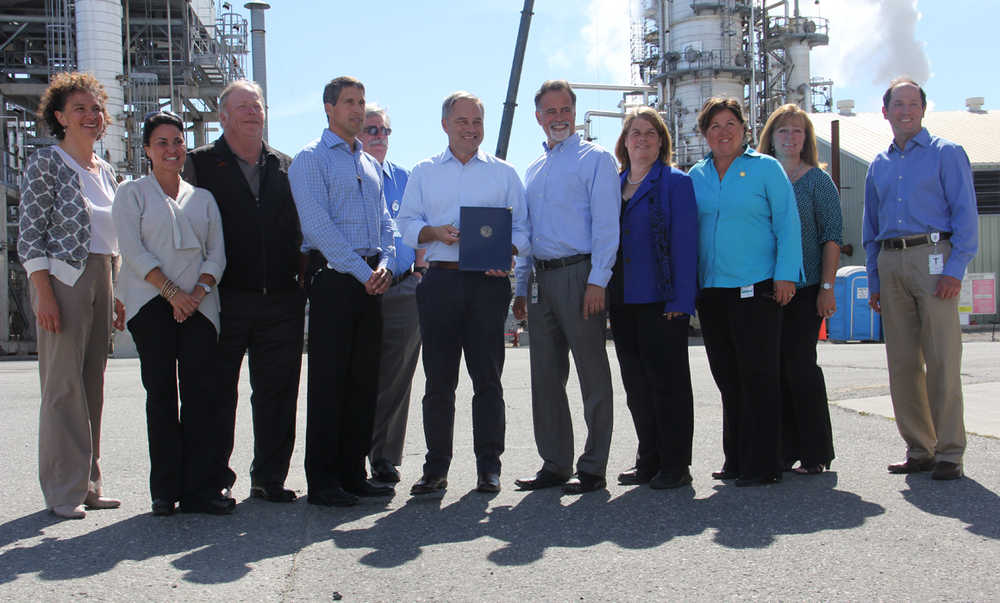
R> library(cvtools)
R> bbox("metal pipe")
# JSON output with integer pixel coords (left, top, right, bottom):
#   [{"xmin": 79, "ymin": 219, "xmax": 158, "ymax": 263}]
[
  {"xmin": 583, "ymin": 109, "xmax": 627, "ymax": 141},
  {"xmin": 245, "ymin": 1, "xmax": 271, "ymax": 141},
  {"xmin": 569, "ymin": 82, "xmax": 657, "ymax": 94},
  {"xmin": 831, "ymin": 119, "xmax": 840, "ymax": 190},
  {"xmin": 166, "ymin": 0, "xmax": 175, "ymax": 113},
  {"xmin": 495, "ymin": 0, "xmax": 533, "ymax": 160},
  {"xmin": 0, "ymin": 23, "xmax": 30, "ymax": 53},
  {"xmin": 750, "ymin": 0, "xmax": 758, "ymax": 140}
]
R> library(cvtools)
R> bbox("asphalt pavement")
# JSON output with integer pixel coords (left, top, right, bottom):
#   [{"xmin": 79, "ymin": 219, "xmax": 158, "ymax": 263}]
[{"xmin": 1, "ymin": 335, "xmax": 998, "ymax": 601}]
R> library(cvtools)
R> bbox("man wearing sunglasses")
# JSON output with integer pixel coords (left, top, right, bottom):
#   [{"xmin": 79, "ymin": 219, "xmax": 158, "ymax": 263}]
[
  {"xmin": 184, "ymin": 80, "xmax": 305, "ymax": 505},
  {"xmin": 359, "ymin": 105, "xmax": 426, "ymax": 485}
]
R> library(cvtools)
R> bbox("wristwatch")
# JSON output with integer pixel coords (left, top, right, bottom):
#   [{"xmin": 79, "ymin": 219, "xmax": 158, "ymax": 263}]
[
  {"xmin": 198, "ymin": 282, "xmax": 212, "ymax": 294},
  {"xmin": 821, "ymin": 282, "xmax": 833, "ymax": 290}
]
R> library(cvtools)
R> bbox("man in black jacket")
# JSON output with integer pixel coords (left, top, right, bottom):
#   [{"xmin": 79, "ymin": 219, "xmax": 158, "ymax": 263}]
[{"xmin": 184, "ymin": 80, "xmax": 305, "ymax": 502}]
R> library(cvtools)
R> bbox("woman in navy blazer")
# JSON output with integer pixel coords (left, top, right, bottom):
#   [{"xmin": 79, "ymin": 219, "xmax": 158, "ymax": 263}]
[{"xmin": 609, "ymin": 107, "xmax": 699, "ymax": 489}]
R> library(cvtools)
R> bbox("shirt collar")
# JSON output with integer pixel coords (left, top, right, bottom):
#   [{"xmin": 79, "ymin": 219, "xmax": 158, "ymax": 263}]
[
  {"xmin": 888, "ymin": 127, "xmax": 931, "ymax": 154},
  {"xmin": 543, "ymin": 133, "xmax": 580, "ymax": 154},
  {"xmin": 443, "ymin": 146, "xmax": 488, "ymax": 165},
  {"xmin": 704, "ymin": 144, "xmax": 754, "ymax": 161},
  {"xmin": 321, "ymin": 128, "xmax": 362, "ymax": 155}
]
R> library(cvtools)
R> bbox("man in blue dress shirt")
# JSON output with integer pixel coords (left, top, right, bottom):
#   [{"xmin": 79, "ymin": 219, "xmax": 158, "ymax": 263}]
[
  {"xmin": 359, "ymin": 103, "xmax": 425, "ymax": 485},
  {"xmin": 863, "ymin": 77, "xmax": 979, "ymax": 481},
  {"xmin": 397, "ymin": 91, "xmax": 530, "ymax": 496},
  {"xmin": 289, "ymin": 76, "xmax": 397, "ymax": 506},
  {"xmin": 511, "ymin": 80, "xmax": 620, "ymax": 495}
]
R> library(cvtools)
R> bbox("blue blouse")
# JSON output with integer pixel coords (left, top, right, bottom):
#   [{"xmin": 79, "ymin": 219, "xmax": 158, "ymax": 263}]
[{"xmin": 792, "ymin": 167, "xmax": 843, "ymax": 287}]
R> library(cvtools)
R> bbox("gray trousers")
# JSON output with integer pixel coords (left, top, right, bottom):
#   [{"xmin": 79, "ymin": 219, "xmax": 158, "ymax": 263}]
[
  {"xmin": 370, "ymin": 274, "xmax": 422, "ymax": 466},
  {"xmin": 527, "ymin": 259, "xmax": 614, "ymax": 477},
  {"xmin": 30, "ymin": 254, "xmax": 113, "ymax": 509},
  {"xmin": 878, "ymin": 240, "xmax": 966, "ymax": 464}
]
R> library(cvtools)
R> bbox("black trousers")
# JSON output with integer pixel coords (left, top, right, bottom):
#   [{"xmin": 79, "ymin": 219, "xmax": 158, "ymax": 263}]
[
  {"xmin": 697, "ymin": 281, "xmax": 784, "ymax": 481},
  {"xmin": 779, "ymin": 284, "xmax": 835, "ymax": 467},
  {"xmin": 609, "ymin": 303, "xmax": 694, "ymax": 477},
  {"xmin": 416, "ymin": 268, "xmax": 511, "ymax": 477},
  {"xmin": 304, "ymin": 268, "xmax": 382, "ymax": 493},
  {"xmin": 217, "ymin": 286, "xmax": 305, "ymax": 489},
  {"xmin": 128, "ymin": 296, "xmax": 230, "ymax": 503}
]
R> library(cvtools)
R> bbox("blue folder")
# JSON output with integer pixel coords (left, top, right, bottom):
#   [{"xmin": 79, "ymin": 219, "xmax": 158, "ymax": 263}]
[{"xmin": 459, "ymin": 206, "xmax": 513, "ymax": 271}]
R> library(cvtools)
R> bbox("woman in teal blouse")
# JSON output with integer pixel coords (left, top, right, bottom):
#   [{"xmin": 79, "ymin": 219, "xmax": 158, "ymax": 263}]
[
  {"xmin": 758, "ymin": 104, "xmax": 843, "ymax": 475},
  {"xmin": 689, "ymin": 97, "xmax": 803, "ymax": 487}
]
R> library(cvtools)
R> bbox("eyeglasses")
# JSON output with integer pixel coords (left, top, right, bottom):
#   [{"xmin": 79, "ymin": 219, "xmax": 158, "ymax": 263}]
[
  {"xmin": 143, "ymin": 110, "xmax": 182, "ymax": 121},
  {"xmin": 363, "ymin": 126, "xmax": 391, "ymax": 136}
]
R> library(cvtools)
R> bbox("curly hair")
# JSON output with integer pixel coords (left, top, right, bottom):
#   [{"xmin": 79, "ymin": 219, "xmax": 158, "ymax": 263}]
[
  {"xmin": 696, "ymin": 97, "xmax": 747, "ymax": 137},
  {"xmin": 615, "ymin": 106, "xmax": 673, "ymax": 174},
  {"xmin": 37, "ymin": 71, "xmax": 111, "ymax": 140},
  {"xmin": 757, "ymin": 103, "xmax": 820, "ymax": 167}
]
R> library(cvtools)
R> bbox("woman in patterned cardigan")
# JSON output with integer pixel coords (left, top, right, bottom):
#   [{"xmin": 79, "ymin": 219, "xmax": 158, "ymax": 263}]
[
  {"xmin": 17, "ymin": 72, "xmax": 125, "ymax": 519},
  {"xmin": 758, "ymin": 104, "xmax": 844, "ymax": 475}
]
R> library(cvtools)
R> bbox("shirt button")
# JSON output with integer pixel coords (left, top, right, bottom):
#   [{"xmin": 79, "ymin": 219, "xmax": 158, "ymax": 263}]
[{"xmin": 898, "ymin": 175, "xmax": 902, "ymax": 180}]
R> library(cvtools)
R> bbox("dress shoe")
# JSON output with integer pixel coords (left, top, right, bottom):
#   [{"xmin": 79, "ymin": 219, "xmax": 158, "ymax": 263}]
[
  {"xmin": 371, "ymin": 459, "xmax": 401, "ymax": 484},
  {"xmin": 711, "ymin": 469, "xmax": 738, "ymax": 480},
  {"xmin": 514, "ymin": 469, "xmax": 568, "ymax": 491},
  {"xmin": 735, "ymin": 474, "xmax": 782, "ymax": 487},
  {"xmin": 84, "ymin": 493, "xmax": 121, "ymax": 510},
  {"xmin": 51, "ymin": 504, "xmax": 86, "ymax": 519},
  {"xmin": 476, "ymin": 473, "xmax": 501, "ymax": 493},
  {"xmin": 151, "ymin": 499, "xmax": 176, "ymax": 516},
  {"xmin": 180, "ymin": 495, "xmax": 237, "ymax": 515},
  {"xmin": 887, "ymin": 457, "xmax": 936, "ymax": 474},
  {"xmin": 931, "ymin": 461, "xmax": 963, "ymax": 480},
  {"xmin": 344, "ymin": 479, "xmax": 395, "ymax": 498},
  {"xmin": 562, "ymin": 471, "xmax": 607, "ymax": 494},
  {"xmin": 307, "ymin": 486, "xmax": 359, "ymax": 507},
  {"xmin": 410, "ymin": 475, "xmax": 448, "ymax": 496},
  {"xmin": 251, "ymin": 484, "xmax": 297, "ymax": 503},
  {"xmin": 617, "ymin": 467, "xmax": 655, "ymax": 486},
  {"xmin": 649, "ymin": 470, "xmax": 693, "ymax": 490}
]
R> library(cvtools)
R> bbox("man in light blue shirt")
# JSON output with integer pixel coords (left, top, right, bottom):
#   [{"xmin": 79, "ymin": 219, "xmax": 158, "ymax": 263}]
[
  {"xmin": 511, "ymin": 80, "xmax": 619, "ymax": 495},
  {"xmin": 397, "ymin": 91, "xmax": 530, "ymax": 496},
  {"xmin": 360, "ymin": 103, "xmax": 425, "ymax": 485},
  {"xmin": 289, "ymin": 76, "xmax": 396, "ymax": 507},
  {"xmin": 863, "ymin": 77, "xmax": 979, "ymax": 481}
]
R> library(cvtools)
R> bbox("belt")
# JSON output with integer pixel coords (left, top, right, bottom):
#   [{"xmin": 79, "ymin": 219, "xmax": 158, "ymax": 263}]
[
  {"xmin": 881, "ymin": 232, "xmax": 951, "ymax": 250},
  {"xmin": 390, "ymin": 268, "xmax": 413, "ymax": 286},
  {"xmin": 429, "ymin": 261, "xmax": 460, "ymax": 270},
  {"xmin": 534, "ymin": 253, "xmax": 590, "ymax": 272},
  {"xmin": 308, "ymin": 250, "xmax": 380, "ymax": 271}
]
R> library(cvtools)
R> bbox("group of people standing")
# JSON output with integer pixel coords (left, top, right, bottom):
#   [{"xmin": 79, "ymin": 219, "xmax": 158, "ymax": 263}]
[{"xmin": 19, "ymin": 71, "xmax": 977, "ymax": 519}]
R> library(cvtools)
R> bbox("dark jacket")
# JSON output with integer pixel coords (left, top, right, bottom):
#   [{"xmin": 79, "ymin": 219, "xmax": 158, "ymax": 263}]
[
  {"xmin": 185, "ymin": 137, "xmax": 302, "ymax": 292},
  {"xmin": 613, "ymin": 161, "xmax": 699, "ymax": 315}
]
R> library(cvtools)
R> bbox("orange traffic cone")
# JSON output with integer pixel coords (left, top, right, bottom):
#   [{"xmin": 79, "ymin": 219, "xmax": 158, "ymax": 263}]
[{"xmin": 818, "ymin": 318, "xmax": 828, "ymax": 341}]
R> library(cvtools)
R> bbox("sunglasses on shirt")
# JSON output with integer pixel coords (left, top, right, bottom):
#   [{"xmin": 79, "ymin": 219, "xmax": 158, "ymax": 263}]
[{"xmin": 363, "ymin": 126, "xmax": 392, "ymax": 136}]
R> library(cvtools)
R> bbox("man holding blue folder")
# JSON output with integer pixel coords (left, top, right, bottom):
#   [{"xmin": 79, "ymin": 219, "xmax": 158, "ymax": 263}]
[{"xmin": 397, "ymin": 91, "xmax": 530, "ymax": 496}]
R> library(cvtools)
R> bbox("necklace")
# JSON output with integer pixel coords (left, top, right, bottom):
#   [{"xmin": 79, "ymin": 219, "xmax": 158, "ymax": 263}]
[{"xmin": 627, "ymin": 170, "xmax": 649, "ymax": 185}]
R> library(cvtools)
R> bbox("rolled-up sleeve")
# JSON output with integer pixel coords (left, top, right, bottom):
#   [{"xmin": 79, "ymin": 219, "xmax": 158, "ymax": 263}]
[
  {"xmin": 112, "ymin": 182, "xmax": 162, "ymax": 280},
  {"xmin": 814, "ymin": 171, "xmax": 844, "ymax": 246}
]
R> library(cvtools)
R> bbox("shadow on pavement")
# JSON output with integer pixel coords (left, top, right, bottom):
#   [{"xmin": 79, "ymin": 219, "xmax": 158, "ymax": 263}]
[{"xmin": 902, "ymin": 475, "xmax": 1000, "ymax": 539}]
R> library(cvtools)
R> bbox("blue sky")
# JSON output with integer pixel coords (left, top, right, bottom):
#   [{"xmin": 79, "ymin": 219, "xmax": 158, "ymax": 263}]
[{"xmin": 229, "ymin": 0, "xmax": 997, "ymax": 174}]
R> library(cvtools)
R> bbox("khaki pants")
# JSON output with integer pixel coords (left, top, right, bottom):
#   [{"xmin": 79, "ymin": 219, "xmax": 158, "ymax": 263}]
[
  {"xmin": 30, "ymin": 254, "xmax": 113, "ymax": 508},
  {"xmin": 878, "ymin": 241, "xmax": 965, "ymax": 464}
]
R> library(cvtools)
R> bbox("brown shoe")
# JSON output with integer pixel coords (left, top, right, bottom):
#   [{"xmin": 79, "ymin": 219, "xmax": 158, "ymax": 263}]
[
  {"xmin": 84, "ymin": 493, "xmax": 121, "ymax": 509},
  {"xmin": 931, "ymin": 461, "xmax": 963, "ymax": 480},
  {"xmin": 887, "ymin": 457, "xmax": 935, "ymax": 474}
]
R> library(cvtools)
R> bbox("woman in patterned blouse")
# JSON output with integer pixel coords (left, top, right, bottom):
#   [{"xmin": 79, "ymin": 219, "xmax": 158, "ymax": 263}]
[
  {"xmin": 758, "ymin": 104, "xmax": 844, "ymax": 475},
  {"xmin": 17, "ymin": 72, "xmax": 125, "ymax": 519}
]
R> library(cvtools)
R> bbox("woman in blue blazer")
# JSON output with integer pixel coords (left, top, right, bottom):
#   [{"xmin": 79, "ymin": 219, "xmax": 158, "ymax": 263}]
[{"xmin": 609, "ymin": 107, "xmax": 699, "ymax": 489}]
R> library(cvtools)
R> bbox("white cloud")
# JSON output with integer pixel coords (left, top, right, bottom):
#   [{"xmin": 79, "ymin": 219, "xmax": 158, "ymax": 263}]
[{"xmin": 580, "ymin": 0, "xmax": 633, "ymax": 83}]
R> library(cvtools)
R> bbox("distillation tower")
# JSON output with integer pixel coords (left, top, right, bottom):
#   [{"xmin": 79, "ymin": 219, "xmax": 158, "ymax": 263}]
[{"xmin": 631, "ymin": 0, "xmax": 831, "ymax": 167}]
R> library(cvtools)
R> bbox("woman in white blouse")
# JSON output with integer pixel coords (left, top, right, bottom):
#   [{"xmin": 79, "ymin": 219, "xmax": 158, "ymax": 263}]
[
  {"xmin": 113, "ymin": 110, "xmax": 230, "ymax": 516},
  {"xmin": 18, "ymin": 72, "xmax": 125, "ymax": 520}
]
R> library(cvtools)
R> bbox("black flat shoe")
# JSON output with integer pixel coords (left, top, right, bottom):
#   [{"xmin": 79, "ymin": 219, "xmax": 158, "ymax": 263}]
[
  {"xmin": 514, "ymin": 469, "xmax": 568, "ymax": 491},
  {"xmin": 371, "ymin": 459, "xmax": 401, "ymax": 484},
  {"xmin": 307, "ymin": 486, "xmax": 359, "ymax": 507},
  {"xmin": 649, "ymin": 470, "xmax": 693, "ymax": 490},
  {"xmin": 410, "ymin": 475, "xmax": 448, "ymax": 496},
  {"xmin": 617, "ymin": 467, "xmax": 655, "ymax": 486},
  {"xmin": 151, "ymin": 499, "xmax": 175, "ymax": 516},
  {"xmin": 476, "ymin": 473, "xmax": 501, "ymax": 493},
  {"xmin": 344, "ymin": 480, "xmax": 395, "ymax": 498},
  {"xmin": 180, "ymin": 495, "xmax": 236, "ymax": 515},
  {"xmin": 711, "ymin": 469, "xmax": 738, "ymax": 480},
  {"xmin": 562, "ymin": 471, "xmax": 606, "ymax": 494},
  {"xmin": 734, "ymin": 474, "xmax": 782, "ymax": 487},
  {"xmin": 251, "ymin": 484, "xmax": 297, "ymax": 503}
]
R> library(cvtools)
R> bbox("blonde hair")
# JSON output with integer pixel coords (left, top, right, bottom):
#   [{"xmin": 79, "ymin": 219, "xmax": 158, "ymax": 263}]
[{"xmin": 757, "ymin": 104, "xmax": 820, "ymax": 168}]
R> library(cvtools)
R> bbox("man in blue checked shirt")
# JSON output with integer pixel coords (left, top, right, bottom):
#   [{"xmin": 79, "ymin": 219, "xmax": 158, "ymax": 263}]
[
  {"xmin": 289, "ymin": 76, "xmax": 397, "ymax": 507},
  {"xmin": 397, "ymin": 91, "xmax": 531, "ymax": 497},
  {"xmin": 512, "ymin": 80, "xmax": 620, "ymax": 496},
  {"xmin": 863, "ymin": 77, "xmax": 979, "ymax": 482},
  {"xmin": 359, "ymin": 103, "xmax": 426, "ymax": 486}
]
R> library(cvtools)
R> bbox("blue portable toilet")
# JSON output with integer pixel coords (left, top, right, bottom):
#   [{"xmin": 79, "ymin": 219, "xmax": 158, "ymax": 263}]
[{"xmin": 828, "ymin": 266, "xmax": 882, "ymax": 342}]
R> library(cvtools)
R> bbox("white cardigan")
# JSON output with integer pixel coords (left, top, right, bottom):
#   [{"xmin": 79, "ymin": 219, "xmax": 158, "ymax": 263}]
[{"xmin": 113, "ymin": 175, "xmax": 226, "ymax": 334}]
